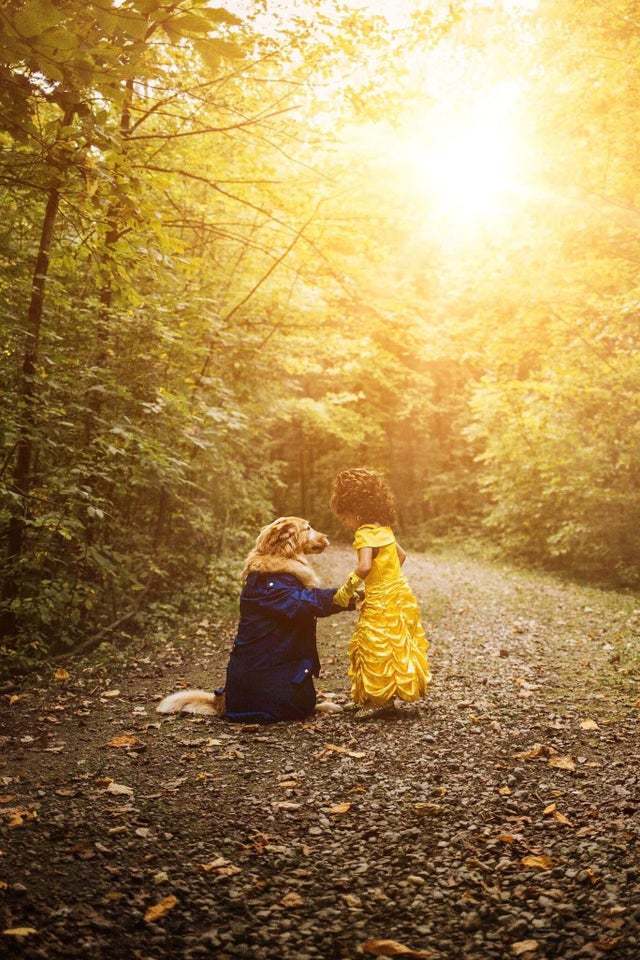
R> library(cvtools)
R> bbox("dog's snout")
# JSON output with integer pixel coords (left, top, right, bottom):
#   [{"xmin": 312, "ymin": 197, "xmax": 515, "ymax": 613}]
[{"xmin": 305, "ymin": 527, "xmax": 330, "ymax": 553}]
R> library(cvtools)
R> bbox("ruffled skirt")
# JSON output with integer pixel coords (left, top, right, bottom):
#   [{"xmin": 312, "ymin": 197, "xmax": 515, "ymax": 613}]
[{"xmin": 349, "ymin": 578, "xmax": 430, "ymax": 706}]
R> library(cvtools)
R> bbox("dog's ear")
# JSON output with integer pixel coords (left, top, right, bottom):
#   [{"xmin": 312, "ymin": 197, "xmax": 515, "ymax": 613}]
[
  {"xmin": 253, "ymin": 523, "xmax": 274, "ymax": 555},
  {"xmin": 273, "ymin": 519, "xmax": 302, "ymax": 558}
]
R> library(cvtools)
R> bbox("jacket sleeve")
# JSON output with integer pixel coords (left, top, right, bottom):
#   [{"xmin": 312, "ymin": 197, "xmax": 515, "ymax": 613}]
[{"xmin": 254, "ymin": 583, "xmax": 349, "ymax": 620}]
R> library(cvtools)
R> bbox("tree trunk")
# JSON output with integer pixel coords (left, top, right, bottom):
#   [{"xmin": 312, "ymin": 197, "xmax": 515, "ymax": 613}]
[
  {"xmin": 298, "ymin": 421, "xmax": 307, "ymax": 517},
  {"xmin": 1, "ymin": 182, "xmax": 63, "ymax": 635},
  {"xmin": 85, "ymin": 79, "xmax": 133, "ymax": 443}
]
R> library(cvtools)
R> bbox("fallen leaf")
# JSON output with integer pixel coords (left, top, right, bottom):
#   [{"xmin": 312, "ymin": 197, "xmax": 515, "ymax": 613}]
[
  {"xmin": 580, "ymin": 719, "xmax": 599, "ymax": 731},
  {"xmin": 316, "ymin": 743, "xmax": 366, "ymax": 761},
  {"xmin": 543, "ymin": 803, "xmax": 556, "ymax": 816},
  {"xmin": 278, "ymin": 780, "xmax": 299, "ymax": 789},
  {"xmin": 554, "ymin": 811, "xmax": 572, "ymax": 826},
  {"xmin": 102, "ymin": 689, "xmax": 120, "ymax": 699},
  {"xmin": 200, "ymin": 859, "xmax": 241, "ymax": 880},
  {"xmin": 512, "ymin": 940, "xmax": 539, "ymax": 956},
  {"xmin": 6, "ymin": 808, "xmax": 38, "ymax": 829},
  {"xmin": 280, "ymin": 891, "xmax": 304, "ymax": 908},
  {"xmin": 3, "ymin": 927, "xmax": 38, "ymax": 938},
  {"xmin": 414, "ymin": 802, "xmax": 443, "ymax": 814},
  {"xmin": 135, "ymin": 827, "xmax": 152, "ymax": 838},
  {"xmin": 498, "ymin": 786, "xmax": 512, "ymax": 796},
  {"xmin": 201, "ymin": 858, "xmax": 229, "ymax": 871},
  {"xmin": 585, "ymin": 867, "xmax": 600, "ymax": 885},
  {"xmin": 71, "ymin": 843, "xmax": 95, "ymax": 860},
  {"xmin": 144, "ymin": 895, "xmax": 178, "ymax": 923},
  {"xmin": 548, "ymin": 755, "xmax": 576, "ymax": 771},
  {"xmin": 521, "ymin": 854, "xmax": 553, "ymax": 871},
  {"xmin": 273, "ymin": 801, "xmax": 301, "ymax": 811},
  {"xmin": 54, "ymin": 669, "xmax": 69, "ymax": 682},
  {"xmin": 106, "ymin": 734, "xmax": 143, "ymax": 749},
  {"xmin": 576, "ymin": 826, "xmax": 596, "ymax": 837},
  {"xmin": 360, "ymin": 939, "xmax": 433, "ymax": 957},
  {"xmin": 161, "ymin": 777, "xmax": 187, "ymax": 790},
  {"xmin": 513, "ymin": 743, "xmax": 545, "ymax": 761},
  {"xmin": 498, "ymin": 833, "xmax": 515, "ymax": 843},
  {"xmin": 343, "ymin": 893, "xmax": 362, "ymax": 908},
  {"xmin": 216, "ymin": 865, "xmax": 241, "ymax": 879},
  {"xmin": 328, "ymin": 802, "xmax": 351, "ymax": 814},
  {"xmin": 591, "ymin": 936, "xmax": 621, "ymax": 951},
  {"xmin": 105, "ymin": 782, "xmax": 134, "ymax": 797}
]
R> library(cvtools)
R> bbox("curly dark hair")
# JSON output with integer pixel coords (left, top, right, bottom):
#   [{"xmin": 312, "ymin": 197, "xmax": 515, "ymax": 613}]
[{"xmin": 330, "ymin": 468, "xmax": 397, "ymax": 527}]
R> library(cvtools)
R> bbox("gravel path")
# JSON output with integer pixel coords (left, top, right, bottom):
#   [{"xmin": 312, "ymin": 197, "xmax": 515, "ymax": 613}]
[{"xmin": 1, "ymin": 546, "xmax": 639, "ymax": 960}]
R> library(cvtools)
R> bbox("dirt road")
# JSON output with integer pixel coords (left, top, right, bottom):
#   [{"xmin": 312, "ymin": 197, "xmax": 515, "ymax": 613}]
[{"xmin": 1, "ymin": 546, "xmax": 639, "ymax": 959}]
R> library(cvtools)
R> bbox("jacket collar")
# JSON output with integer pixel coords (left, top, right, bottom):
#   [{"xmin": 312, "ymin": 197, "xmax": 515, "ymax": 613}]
[{"xmin": 242, "ymin": 554, "xmax": 320, "ymax": 588}]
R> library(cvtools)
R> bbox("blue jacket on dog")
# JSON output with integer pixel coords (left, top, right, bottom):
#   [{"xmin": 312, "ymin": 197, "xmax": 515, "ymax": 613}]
[{"xmin": 224, "ymin": 571, "xmax": 348, "ymax": 722}]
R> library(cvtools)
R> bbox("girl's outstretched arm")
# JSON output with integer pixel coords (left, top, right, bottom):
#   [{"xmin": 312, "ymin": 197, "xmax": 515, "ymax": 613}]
[
  {"xmin": 396, "ymin": 543, "xmax": 407, "ymax": 566},
  {"xmin": 333, "ymin": 547, "xmax": 372, "ymax": 608}
]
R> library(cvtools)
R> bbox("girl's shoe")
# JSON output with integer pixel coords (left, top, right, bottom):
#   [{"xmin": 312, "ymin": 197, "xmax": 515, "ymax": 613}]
[
  {"xmin": 354, "ymin": 701, "xmax": 397, "ymax": 721},
  {"xmin": 354, "ymin": 705, "xmax": 376, "ymax": 720}
]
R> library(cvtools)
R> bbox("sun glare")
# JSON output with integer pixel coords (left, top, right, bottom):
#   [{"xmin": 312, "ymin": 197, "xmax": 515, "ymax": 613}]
[{"xmin": 399, "ymin": 83, "xmax": 523, "ymax": 229}]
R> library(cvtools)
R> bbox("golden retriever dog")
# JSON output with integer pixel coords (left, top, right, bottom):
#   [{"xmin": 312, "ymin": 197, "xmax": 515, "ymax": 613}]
[{"xmin": 156, "ymin": 517, "xmax": 330, "ymax": 716}]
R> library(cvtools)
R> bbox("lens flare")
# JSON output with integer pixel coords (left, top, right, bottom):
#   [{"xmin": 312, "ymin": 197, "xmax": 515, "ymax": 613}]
[{"xmin": 399, "ymin": 82, "xmax": 523, "ymax": 228}]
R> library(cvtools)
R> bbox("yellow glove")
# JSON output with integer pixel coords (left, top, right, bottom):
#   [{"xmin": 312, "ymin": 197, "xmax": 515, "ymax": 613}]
[{"xmin": 333, "ymin": 571, "xmax": 364, "ymax": 608}]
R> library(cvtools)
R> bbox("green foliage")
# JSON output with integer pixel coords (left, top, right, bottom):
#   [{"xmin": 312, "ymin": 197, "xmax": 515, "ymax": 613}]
[
  {"xmin": 0, "ymin": 0, "xmax": 428, "ymax": 670},
  {"xmin": 467, "ymin": 307, "xmax": 640, "ymax": 585},
  {"xmin": 1, "ymin": 0, "xmax": 639, "ymax": 672}
]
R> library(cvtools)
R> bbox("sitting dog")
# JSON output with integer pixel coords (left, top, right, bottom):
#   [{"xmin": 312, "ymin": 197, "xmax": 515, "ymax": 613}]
[{"xmin": 156, "ymin": 517, "xmax": 332, "ymax": 717}]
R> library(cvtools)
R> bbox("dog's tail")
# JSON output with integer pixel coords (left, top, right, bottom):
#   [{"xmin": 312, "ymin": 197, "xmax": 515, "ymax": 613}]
[{"xmin": 156, "ymin": 689, "xmax": 221, "ymax": 715}]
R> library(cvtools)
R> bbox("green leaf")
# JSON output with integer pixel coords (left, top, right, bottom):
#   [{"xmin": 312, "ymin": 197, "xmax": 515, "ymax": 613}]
[
  {"xmin": 38, "ymin": 28, "xmax": 79, "ymax": 55},
  {"xmin": 201, "ymin": 7, "xmax": 242, "ymax": 27},
  {"xmin": 132, "ymin": 0, "xmax": 162, "ymax": 13},
  {"xmin": 168, "ymin": 13, "xmax": 213, "ymax": 36},
  {"xmin": 197, "ymin": 37, "xmax": 243, "ymax": 61},
  {"xmin": 13, "ymin": 0, "xmax": 64, "ymax": 38},
  {"xmin": 123, "ymin": 15, "xmax": 150, "ymax": 41},
  {"xmin": 194, "ymin": 38, "xmax": 219, "ymax": 69}
]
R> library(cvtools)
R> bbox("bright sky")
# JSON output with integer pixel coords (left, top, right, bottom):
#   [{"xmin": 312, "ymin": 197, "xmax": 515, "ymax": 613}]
[{"xmin": 224, "ymin": 0, "xmax": 538, "ymax": 241}]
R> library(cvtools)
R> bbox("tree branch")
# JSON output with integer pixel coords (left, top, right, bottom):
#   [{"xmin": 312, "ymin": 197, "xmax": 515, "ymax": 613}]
[{"xmin": 127, "ymin": 106, "xmax": 295, "ymax": 140}]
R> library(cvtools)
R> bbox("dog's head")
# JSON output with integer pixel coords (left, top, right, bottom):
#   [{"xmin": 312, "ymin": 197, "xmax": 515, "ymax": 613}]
[{"xmin": 253, "ymin": 517, "xmax": 330, "ymax": 558}]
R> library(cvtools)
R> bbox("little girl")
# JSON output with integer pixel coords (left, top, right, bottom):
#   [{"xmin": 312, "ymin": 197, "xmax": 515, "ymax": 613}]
[{"xmin": 331, "ymin": 468, "xmax": 430, "ymax": 719}]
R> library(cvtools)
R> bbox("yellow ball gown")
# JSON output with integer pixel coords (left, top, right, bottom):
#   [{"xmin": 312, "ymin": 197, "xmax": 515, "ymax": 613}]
[{"xmin": 349, "ymin": 523, "xmax": 430, "ymax": 707}]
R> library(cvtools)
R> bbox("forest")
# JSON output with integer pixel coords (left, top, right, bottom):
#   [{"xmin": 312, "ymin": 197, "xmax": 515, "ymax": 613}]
[{"xmin": 1, "ymin": 0, "xmax": 639, "ymax": 672}]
